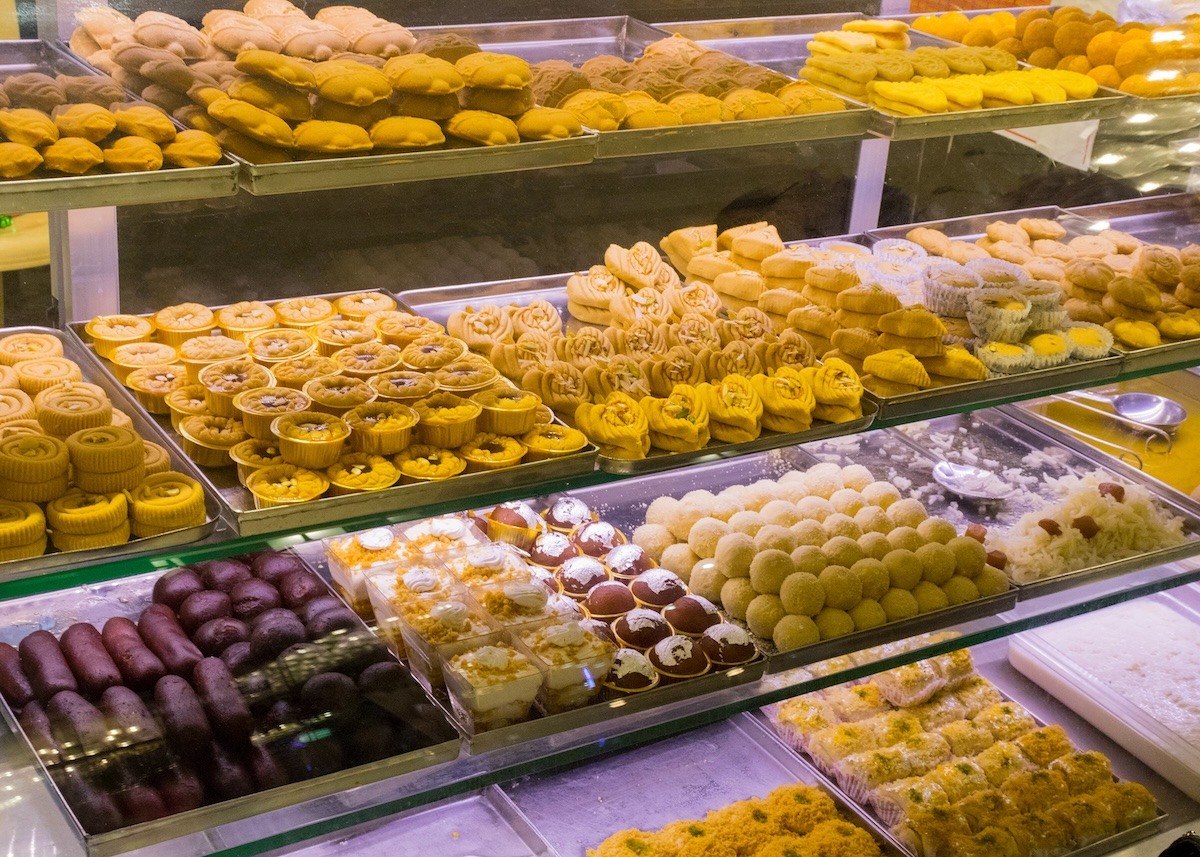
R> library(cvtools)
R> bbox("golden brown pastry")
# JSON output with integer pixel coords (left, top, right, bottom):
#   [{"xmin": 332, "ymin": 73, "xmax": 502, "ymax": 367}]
[
  {"xmin": 161, "ymin": 129, "xmax": 223, "ymax": 167},
  {"xmin": 208, "ymin": 95, "xmax": 294, "ymax": 147},
  {"xmin": 863, "ymin": 349, "xmax": 931, "ymax": 387},
  {"xmin": 877, "ymin": 306, "xmax": 947, "ymax": 338},
  {"xmin": 0, "ymin": 142, "xmax": 43, "ymax": 178},
  {"xmin": 515, "ymin": 107, "xmax": 583, "ymax": 141},
  {"xmin": 228, "ymin": 75, "xmax": 312, "ymax": 121},
  {"xmin": 444, "ymin": 110, "xmax": 519, "ymax": 146},
  {"xmin": 103, "ymin": 136, "xmax": 163, "ymax": 172},
  {"xmin": 830, "ymin": 327, "xmax": 882, "ymax": 360},
  {"xmin": 51, "ymin": 103, "xmax": 117, "ymax": 142},
  {"xmin": 642, "ymin": 345, "xmax": 705, "ymax": 396},
  {"xmin": 583, "ymin": 354, "xmax": 650, "ymax": 401},
  {"xmin": 522, "ymin": 360, "xmax": 590, "ymax": 413},
  {"xmin": 234, "ymin": 49, "xmax": 317, "ymax": 89},
  {"xmin": 40, "ymin": 137, "xmax": 104, "ymax": 175},
  {"xmin": 455, "ymin": 52, "xmax": 532, "ymax": 90},
  {"xmin": 697, "ymin": 374, "xmax": 762, "ymax": 443},
  {"xmin": 1107, "ymin": 276, "xmax": 1162, "ymax": 311},
  {"xmin": 639, "ymin": 384, "xmax": 710, "ymax": 451},
  {"xmin": 0, "ymin": 109, "xmax": 58, "ymax": 147},
  {"xmin": 112, "ymin": 104, "xmax": 176, "ymax": 143},
  {"xmin": 292, "ymin": 119, "xmax": 373, "ymax": 152},
  {"xmin": 1133, "ymin": 245, "xmax": 1182, "ymax": 287}
]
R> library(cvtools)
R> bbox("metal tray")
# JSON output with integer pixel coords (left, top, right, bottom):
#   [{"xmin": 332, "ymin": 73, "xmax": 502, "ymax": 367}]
[
  {"xmin": 806, "ymin": 410, "xmax": 1200, "ymax": 599},
  {"xmin": 503, "ymin": 711, "xmax": 902, "ymax": 857},
  {"xmin": 232, "ymin": 134, "xmax": 597, "ymax": 196},
  {"xmin": 867, "ymin": 204, "xmax": 1085, "ymax": 244},
  {"xmin": 399, "ymin": 274, "xmax": 878, "ymax": 475},
  {"xmin": 1012, "ymin": 369, "xmax": 1200, "ymax": 506},
  {"xmin": 661, "ymin": 15, "xmax": 1125, "ymax": 140},
  {"xmin": 67, "ymin": 293, "xmax": 598, "ymax": 539},
  {"xmin": 1010, "ymin": 585, "xmax": 1200, "ymax": 803},
  {"xmin": 0, "ymin": 40, "xmax": 239, "ymax": 214},
  {"xmin": 414, "ymin": 16, "xmax": 871, "ymax": 158},
  {"xmin": 554, "ymin": 441, "xmax": 1018, "ymax": 669},
  {"xmin": 0, "ymin": 567, "xmax": 462, "ymax": 857},
  {"xmin": 757, "ymin": 643, "xmax": 1168, "ymax": 857},
  {"xmin": 0, "ymin": 326, "xmax": 219, "ymax": 585}
]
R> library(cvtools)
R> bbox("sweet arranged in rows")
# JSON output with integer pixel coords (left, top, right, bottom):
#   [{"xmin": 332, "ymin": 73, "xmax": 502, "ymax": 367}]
[
  {"xmin": 0, "ymin": 331, "xmax": 204, "ymax": 560},
  {"xmin": 0, "ymin": 549, "xmax": 446, "ymax": 834}
]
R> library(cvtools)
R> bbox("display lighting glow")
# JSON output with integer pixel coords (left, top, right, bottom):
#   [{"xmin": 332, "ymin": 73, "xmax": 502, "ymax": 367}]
[
  {"xmin": 1178, "ymin": 142, "xmax": 1200, "ymax": 153},
  {"xmin": 1138, "ymin": 181, "xmax": 1162, "ymax": 191},
  {"xmin": 1151, "ymin": 28, "xmax": 1185, "ymax": 42},
  {"xmin": 1127, "ymin": 112, "xmax": 1157, "ymax": 123},
  {"xmin": 1094, "ymin": 153, "xmax": 1126, "ymax": 165},
  {"xmin": 1148, "ymin": 69, "xmax": 1181, "ymax": 81}
]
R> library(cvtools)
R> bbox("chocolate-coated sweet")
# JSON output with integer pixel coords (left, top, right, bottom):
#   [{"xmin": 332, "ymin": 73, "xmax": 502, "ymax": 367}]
[
  {"xmin": 229, "ymin": 578, "xmax": 281, "ymax": 621},
  {"xmin": 248, "ymin": 611, "xmax": 306, "ymax": 661},
  {"xmin": 629, "ymin": 569, "xmax": 687, "ymax": 608},
  {"xmin": 605, "ymin": 543, "xmax": 655, "ymax": 578},
  {"xmin": 574, "ymin": 521, "xmax": 624, "ymax": 556},
  {"xmin": 152, "ymin": 568, "xmax": 205, "ymax": 610},
  {"xmin": 178, "ymin": 590, "xmax": 232, "ymax": 635},
  {"xmin": 47, "ymin": 689, "xmax": 108, "ymax": 758},
  {"xmin": 556, "ymin": 555, "xmax": 609, "ymax": 597},
  {"xmin": 612, "ymin": 608, "xmax": 672, "ymax": 651},
  {"xmin": 648, "ymin": 634, "xmax": 710, "ymax": 679},
  {"xmin": 98, "ymin": 685, "xmax": 163, "ymax": 755},
  {"xmin": 102, "ymin": 617, "xmax": 166, "ymax": 691},
  {"xmin": 487, "ymin": 500, "xmax": 542, "ymax": 530},
  {"xmin": 661, "ymin": 595, "xmax": 721, "ymax": 636},
  {"xmin": 529, "ymin": 531, "xmax": 578, "ymax": 568},
  {"xmin": 18, "ymin": 701, "xmax": 60, "ymax": 767},
  {"xmin": 306, "ymin": 606, "xmax": 359, "ymax": 638},
  {"xmin": 0, "ymin": 641, "xmax": 34, "ymax": 707},
  {"xmin": 193, "ymin": 657, "xmax": 253, "ymax": 744},
  {"xmin": 299, "ymin": 595, "xmax": 343, "ymax": 625},
  {"xmin": 300, "ymin": 672, "xmax": 360, "ymax": 719},
  {"xmin": 139, "ymin": 604, "xmax": 203, "ymax": 677},
  {"xmin": 699, "ymin": 622, "xmax": 757, "ymax": 666},
  {"xmin": 278, "ymin": 570, "xmax": 324, "ymax": 609},
  {"xmin": 583, "ymin": 580, "xmax": 636, "ymax": 618},
  {"xmin": 543, "ymin": 496, "xmax": 594, "ymax": 531},
  {"xmin": 219, "ymin": 641, "xmax": 254, "ymax": 675},
  {"xmin": 154, "ymin": 674, "xmax": 211, "ymax": 757},
  {"xmin": 60, "ymin": 623, "xmax": 122, "ymax": 698},
  {"xmin": 606, "ymin": 648, "xmax": 658, "ymax": 692}
]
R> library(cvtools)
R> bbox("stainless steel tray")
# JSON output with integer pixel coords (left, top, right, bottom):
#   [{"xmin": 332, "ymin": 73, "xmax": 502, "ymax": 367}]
[
  {"xmin": 0, "ymin": 567, "xmax": 462, "ymax": 857},
  {"xmin": 285, "ymin": 786, "xmax": 556, "ymax": 857},
  {"xmin": 503, "ymin": 711, "xmax": 902, "ymax": 857},
  {"xmin": 0, "ymin": 326, "xmax": 219, "ymax": 585},
  {"xmin": 399, "ymin": 274, "xmax": 878, "ymax": 475},
  {"xmin": 232, "ymin": 134, "xmax": 597, "ymax": 196},
  {"xmin": 755, "ymin": 644, "xmax": 1168, "ymax": 857},
  {"xmin": 867, "ymin": 204, "xmax": 1084, "ymax": 244},
  {"xmin": 409, "ymin": 16, "xmax": 871, "ymax": 158},
  {"xmin": 806, "ymin": 410, "xmax": 1200, "ymax": 599},
  {"xmin": 0, "ymin": 40, "xmax": 239, "ymax": 214},
  {"xmin": 661, "ymin": 15, "xmax": 1125, "ymax": 140},
  {"xmin": 67, "ymin": 292, "xmax": 598, "ymax": 539}
]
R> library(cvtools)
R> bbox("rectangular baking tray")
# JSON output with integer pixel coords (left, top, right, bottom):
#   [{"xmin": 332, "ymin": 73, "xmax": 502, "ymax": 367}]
[
  {"xmin": 66, "ymin": 292, "xmax": 598, "ymax": 539},
  {"xmin": 805, "ymin": 409, "xmax": 1200, "ymax": 599},
  {"xmin": 1009, "ymin": 369, "xmax": 1200, "ymax": 510},
  {"xmin": 503, "ymin": 711, "xmax": 902, "ymax": 857},
  {"xmin": 284, "ymin": 786, "xmax": 555, "ymax": 857},
  {"xmin": 1009, "ymin": 584, "xmax": 1200, "ymax": 803},
  {"xmin": 399, "ymin": 274, "xmax": 878, "ymax": 475},
  {"xmin": 0, "ymin": 326, "xmax": 219, "ymax": 586},
  {"xmin": 553, "ymin": 441, "xmax": 1017, "ymax": 671},
  {"xmin": 662, "ymin": 15, "xmax": 1125, "ymax": 140},
  {"xmin": 409, "ymin": 16, "xmax": 872, "ymax": 158},
  {"xmin": 0, "ymin": 40, "xmax": 239, "ymax": 214},
  {"xmin": 758, "ymin": 640, "xmax": 1167, "ymax": 857},
  {"xmin": 0, "ymin": 566, "xmax": 462, "ymax": 857}
]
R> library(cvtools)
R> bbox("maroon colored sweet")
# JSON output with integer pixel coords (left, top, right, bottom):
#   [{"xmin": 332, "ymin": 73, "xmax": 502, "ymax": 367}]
[
  {"xmin": 251, "ymin": 551, "xmax": 308, "ymax": 586},
  {"xmin": 573, "ymin": 521, "xmax": 624, "ymax": 557},
  {"xmin": 580, "ymin": 618, "xmax": 618, "ymax": 645},
  {"xmin": 543, "ymin": 496, "xmax": 595, "ymax": 531},
  {"xmin": 556, "ymin": 556, "xmax": 609, "ymax": 598},
  {"xmin": 582, "ymin": 580, "xmax": 635, "ymax": 619},
  {"xmin": 529, "ymin": 531, "xmax": 580, "ymax": 568},
  {"xmin": 648, "ymin": 635, "xmax": 710, "ymax": 682},
  {"xmin": 699, "ymin": 623, "xmax": 758, "ymax": 666},
  {"xmin": 629, "ymin": 569, "xmax": 687, "ymax": 608},
  {"xmin": 605, "ymin": 543, "xmax": 654, "ymax": 579},
  {"xmin": 487, "ymin": 501, "xmax": 543, "ymax": 531},
  {"xmin": 197, "ymin": 558, "xmax": 253, "ymax": 593},
  {"xmin": 612, "ymin": 608, "xmax": 672, "ymax": 651},
  {"xmin": 662, "ymin": 595, "xmax": 721, "ymax": 637}
]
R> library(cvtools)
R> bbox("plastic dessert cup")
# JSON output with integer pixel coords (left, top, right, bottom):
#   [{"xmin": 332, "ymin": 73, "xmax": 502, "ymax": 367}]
[
  {"xmin": 473, "ymin": 387, "xmax": 542, "ymax": 436},
  {"xmin": 519, "ymin": 621, "xmax": 617, "ymax": 715},
  {"xmin": 413, "ymin": 393, "xmax": 481, "ymax": 449},
  {"xmin": 229, "ymin": 438, "xmax": 285, "ymax": 485},
  {"xmin": 325, "ymin": 525, "xmax": 406, "ymax": 613},
  {"xmin": 199, "ymin": 358, "xmax": 275, "ymax": 417},
  {"xmin": 397, "ymin": 593, "xmax": 501, "ymax": 691},
  {"xmin": 366, "ymin": 565, "xmax": 461, "ymax": 656},
  {"xmin": 443, "ymin": 643, "xmax": 544, "ymax": 734},
  {"xmin": 459, "ymin": 433, "xmax": 527, "ymax": 473},
  {"xmin": 85, "ymin": 314, "xmax": 153, "ymax": 359},
  {"xmin": 233, "ymin": 386, "xmax": 312, "ymax": 439},
  {"xmin": 126, "ymin": 364, "xmax": 187, "ymax": 415},
  {"xmin": 177, "ymin": 415, "xmax": 247, "ymax": 468},
  {"xmin": 165, "ymin": 384, "xmax": 209, "ymax": 432}
]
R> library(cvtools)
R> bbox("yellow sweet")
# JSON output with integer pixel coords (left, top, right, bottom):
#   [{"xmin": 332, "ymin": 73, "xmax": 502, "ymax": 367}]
[
  {"xmin": 639, "ymin": 384, "xmax": 710, "ymax": 452},
  {"xmin": 0, "ymin": 142, "xmax": 42, "ymax": 178},
  {"xmin": 0, "ymin": 108, "xmax": 57, "ymax": 147},
  {"xmin": 575, "ymin": 392, "xmax": 651, "ymax": 460},
  {"xmin": 52, "ymin": 103, "xmax": 116, "ymax": 142}
]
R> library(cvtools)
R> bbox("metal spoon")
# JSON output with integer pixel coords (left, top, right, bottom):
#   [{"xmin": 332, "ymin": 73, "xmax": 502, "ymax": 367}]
[
  {"xmin": 891, "ymin": 429, "xmax": 1014, "ymax": 502},
  {"xmin": 1050, "ymin": 394, "xmax": 1174, "ymax": 454},
  {"xmin": 1068, "ymin": 390, "xmax": 1188, "ymax": 431}
]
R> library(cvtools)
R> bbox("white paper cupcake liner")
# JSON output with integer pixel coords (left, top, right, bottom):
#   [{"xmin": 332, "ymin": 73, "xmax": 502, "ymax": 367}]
[
  {"xmin": 966, "ymin": 257, "xmax": 1030, "ymax": 287},
  {"xmin": 1063, "ymin": 322, "xmax": 1115, "ymax": 360},
  {"xmin": 873, "ymin": 238, "xmax": 928, "ymax": 265},
  {"xmin": 923, "ymin": 278, "xmax": 971, "ymax": 318},
  {"xmin": 1027, "ymin": 307, "xmax": 1069, "ymax": 332}
]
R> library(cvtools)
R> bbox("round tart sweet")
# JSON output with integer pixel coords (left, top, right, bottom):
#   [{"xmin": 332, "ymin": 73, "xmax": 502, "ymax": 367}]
[
  {"xmin": 245, "ymin": 463, "xmax": 329, "ymax": 508},
  {"xmin": 273, "ymin": 297, "xmax": 335, "ymax": 330},
  {"xmin": 484, "ymin": 500, "xmax": 544, "ymax": 549},
  {"xmin": 604, "ymin": 647, "xmax": 660, "ymax": 694},
  {"xmin": 605, "ymin": 543, "xmax": 655, "ymax": 580},
  {"xmin": 247, "ymin": 327, "xmax": 317, "ymax": 364},
  {"xmin": 332, "ymin": 341, "xmax": 403, "ymax": 379},
  {"xmin": 270, "ymin": 410, "xmax": 350, "ymax": 469},
  {"xmin": 556, "ymin": 555, "xmax": 610, "ymax": 598},
  {"xmin": 574, "ymin": 520, "xmax": 625, "ymax": 557},
  {"xmin": 699, "ymin": 622, "xmax": 757, "ymax": 666},
  {"xmin": 973, "ymin": 341, "xmax": 1034, "ymax": 375},
  {"xmin": 0, "ymin": 333, "xmax": 62, "ymax": 366},
  {"xmin": 345, "ymin": 401, "xmax": 418, "ymax": 455},
  {"xmin": 662, "ymin": 594, "xmax": 721, "ymax": 637},
  {"xmin": 178, "ymin": 414, "xmax": 248, "ymax": 468},
  {"xmin": 233, "ymin": 386, "xmax": 312, "ymax": 439},
  {"xmin": 629, "ymin": 568, "xmax": 687, "ymax": 609},
  {"xmin": 110, "ymin": 342, "xmax": 177, "ymax": 384},
  {"xmin": 648, "ymin": 634, "xmax": 710, "ymax": 682},
  {"xmin": 272, "ymin": 353, "xmax": 341, "ymax": 389},
  {"xmin": 178, "ymin": 334, "xmax": 250, "ymax": 383},
  {"xmin": 151, "ymin": 303, "xmax": 215, "ymax": 348},
  {"xmin": 229, "ymin": 437, "xmax": 285, "ymax": 485},
  {"xmin": 400, "ymin": 335, "xmax": 467, "ymax": 371},
  {"xmin": 217, "ymin": 301, "xmax": 276, "ymax": 341},
  {"xmin": 85, "ymin": 314, "xmax": 152, "ymax": 359},
  {"xmin": 543, "ymin": 496, "xmax": 595, "ymax": 533},
  {"xmin": 336, "ymin": 291, "xmax": 397, "ymax": 321},
  {"xmin": 583, "ymin": 579, "xmax": 636, "ymax": 620},
  {"xmin": 370, "ymin": 370, "xmax": 437, "ymax": 403},
  {"xmin": 520, "ymin": 423, "xmax": 588, "ymax": 461},
  {"xmin": 472, "ymin": 386, "xmax": 541, "ymax": 435},
  {"xmin": 373, "ymin": 312, "xmax": 445, "ymax": 347},
  {"xmin": 313, "ymin": 319, "xmax": 376, "ymax": 357},
  {"xmin": 529, "ymin": 531, "xmax": 579, "ymax": 569},
  {"xmin": 127, "ymin": 471, "xmax": 207, "ymax": 536},
  {"xmin": 1024, "ymin": 332, "xmax": 1071, "ymax": 369},
  {"xmin": 612, "ymin": 607, "xmax": 672, "ymax": 651},
  {"xmin": 16, "ymin": 357, "xmax": 82, "ymax": 396},
  {"xmin": 413, "ymin": 392, "xmax": 481, "ymax": 448},
  {"xmin": 303, "ymin": 374, "xmax": 377, "ymax": 416},
  {"xmin": 125, "ymin": 364, "xmax": 187, "ymax": 415},
  {"xmin": 458, "ymin": 432, "xmax": 525, "ymax": 472},
  {"xmin": 394, "ymin": 444, "xmax": 466, "ymax": 483},
  {"xmin": 325, "ymin": 452, "xmax": 400, "ymax": 495},
  {"xmin": 164, "ymin": 383, "xmax": 208, "ymax": 431},
  {"xmin": 199, "ymin": 357, "xmax": 275, "ymax": 417},
  {"xmin": 434, "ymin": 354, "xmax": 499, "ymax": 392}
]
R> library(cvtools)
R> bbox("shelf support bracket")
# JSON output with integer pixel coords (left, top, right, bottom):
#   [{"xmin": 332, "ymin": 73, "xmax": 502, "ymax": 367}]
[{"xmin": 48, "ymin": 208, "xmax": 121, "ymax": 324}]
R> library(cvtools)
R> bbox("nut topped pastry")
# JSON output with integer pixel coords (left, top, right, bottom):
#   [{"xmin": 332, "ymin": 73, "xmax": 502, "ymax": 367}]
[
  {"xmin": 313, "ymin": 319, "xmax": 376, "ymax": 356},
  {"xmin": 84, "ymin": 314, "xmax": 153, "ymax": 359},
  {"xmin": 199, "ymin": 356, "xmax": 274, "ymax": 417},
  {"xmin": 273, "ymin": 296, "xmax": 335, "ymax": 329},
  {"xmin": 247, "ymin": 327, "xmax": 317, "ymax": 364},
  {"xmin": 303, "ymin": 374, "xmax": 377, "ymax": 416},
  {"xmin": 151, "ymin": 302, "xmax": 215, "ymax": 347},
  {"xmin": 217, "ymin": 300, "xmax": 276, "ymax": 340},
  {"xmin": 272, "ymin": 353, "xmax": 341, "ymax": 389},
  {"xmin": 335, "ymin": 291, "xmax": 397, "ymax": 321}
]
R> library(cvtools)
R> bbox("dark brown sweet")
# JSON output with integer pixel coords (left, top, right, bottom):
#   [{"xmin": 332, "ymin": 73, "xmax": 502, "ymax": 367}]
[
  {"xmin": 648, "ymin": 634, "xmax": 709, "ymax": 680},
  {"xmin": 193, "ymin": 617, "xmax": 250, "ymax": 656},
  {"xmin": 206, "ymin": 740, "xmax": 253, "ymax": 800},
  {"xmin": 219, "ymin": 640, "xmax": 254, "ymax": 675},
  {"xmin": 116, "ymin": 783, "xmax": 169, "ymax": 825},
  {"xmin": 306, "ymin": 606, "xmax": 360, "ymax": 638},
  {"xmin": 247, "ymin": 743, "xmax": 289, "ymax": 790},
  {"xmin": 582, "ymin": 580, "xmax": 635, "ymax": 619},
  {"xmin": 612, "ymin": 608, "xmax": 672, "ymax": 651},
  {"xmin": 152, "ymin": 568, "xmax": 205, "ymax": 609},
  {"xmin": 300, "ymin": 672, "xmax": 360, "ymax": 719},
  {"xmin": 278, "ymin": 570, "xmax": 325, "ymax": 608},
  {"xmin": 357, "ymin": 660, "xmax": 407, "ymax": 699},
  {"xmin": 345, "ymin": 708, "xmax": 395, "ymax": 763},
  {"xmin": 0, "ymin": 642, "xmax": 33, "ymax": 707},
  {"xmin": 606, "ymin": 647, "xmax": 658, "ymax": 692},
  {"xmin": 4, "ymin": 72, "xmax": 66, "ymax": 111},
  {"xmin": 574, "ymin": 521, "xmax": 624, "ymax": 557},
  {"xmin": 699, "ymin": 622, "xmax": 757, "ymax": 666},
  {"xmin": 178, "ymin": 590, "xmax": 232, "ymax": 635},
  {"xmin": 251, "ymin": 550, "xmax": 308, "ymax": 585},
  {"xmin": 99, "ymin": 685, "xmax": 163, "ymax": 752},
  {"xmin": 102, "ymin": 617, "xmax": 166, "ymax": 691},
  {"xmin": 47, "ymin": 689, "xmax": 108, "ymax": 756},
  {"xmin": 193, "ymin": 657, "xmax": 253, "ymax": 744},
  {"xmin": 59, "ymin": 623, "xmax": 122, "ymax": 697},
  {"xmin": 605, "ymin": 543, "xmax": 654, "ymax": 578},
  {"xmin": 543, "ymin": 496, "xmax": 595, "ymax": 531},
  {"xmin": 197, "ymin": 558, "xmax": 254, "ymax": 593},
  {"xmin": 18, "ymin": 701, "xmax": 60, "ymax": 767},
  {"xmin": 529, "ymin": 531, "xmax": 579, "ymax": 568},
  {"xmin": 56, "ymin": 768, "xmax": 123, "ymax": 833},
  {"xmin": 556, "ymin": 555, "xmax": 609, "ymax": 597},
  {"xmin": 249, "ymin": 611, "xmax": 306, "ymax": 661},
  {"xmin": 230, "ymin": 578, "xmax": 281, "ymax": 620},
  {"xmin": 155, "ymin": 766, "xmax": 205, "ymax": 814},
  {"xmin": 488, "ymin": 500, "xmax": 543, "ymax": 530},
  {"xmin": 629, "ymin": 569, "xmax": 687, "ymax": 608},
  {"xmin": 299, "ymin": 595, "xmax": 344, "ymax": 625},
  {"xmin": 661, "ymin": 595, "xmax": 721, "ymax": 637},
  {"xmin": 19, "ymin": 630, "xmax": 78, "ymax": 701},
  {"xmin": 154, "ymin": 674, "xmax": 211, "ymax": 758}
]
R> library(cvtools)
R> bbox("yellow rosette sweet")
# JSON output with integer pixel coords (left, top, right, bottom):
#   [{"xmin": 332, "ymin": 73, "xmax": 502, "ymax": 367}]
[
  {"xmin": 751, "ymin": 368, "xmax": 815, "ymax": 434},
  {"xmin": 803, "ymin": 358, "xmax": 864, "ymax": 424},
  {"xmin": 0, "ymin": 434, "xmax": 69, "ymax": 502},
  {"xmin": 34, "ymin": 382, "xmax": 113, "ymax": 437},
  {"xmin": 46, "ymin": 489, "xmax": 130, "ymax": 551},
  {"xmin": 127, "ymin": 471, "xmax": 206, "ymax": 536},
  {"xmin": 698, "ymin": 374, "xmax": 763, "ymax": 443},
  {"xmin": 0, "ymin": 498, "xmax": 46, "ymax": 559},
  {"xmin": 639, "ymin": 384, "xmax": 710, "ymax": 452},
  {"xmin": 575, "ymin": 392, "xmax": 651, "ymax": 460}
]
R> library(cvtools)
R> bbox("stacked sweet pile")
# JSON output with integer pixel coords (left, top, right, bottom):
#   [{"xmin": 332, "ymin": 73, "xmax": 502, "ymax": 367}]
[
  {"xmin": 68, "ymin": 2, "xmax": 584, "ymax": 163},
  {"xmin": 86, "ymin": 293, "xmax": 573, "ymax": 508},
  {"xmin": 0, "ymin": 69, "xmax": 220, "ymax": 179},
  {"xmin": 913, "ymin": 5, "xmax": 1200, "ymax": 96},
  {"xmin": 770, "ymin": 649, "xmax": 1159, "ymax": 855},
  {"xmin": 588, "ymin": 782, "xmax": 883, "ymax": 857},
  {"xmin": 0, "ymin": 550, "xmax": 426, "ymax": 834},
  {"xmin": 353, "ymin": 499, "xmax": 759, "ymax": 731},
  {"xmin": 0, "ymin": 332, "xmax": 203, "ymax": 558},
  {"xmin": 799, "ymin": 20, "xmax": 1099, "ymax": 115},
  {"xmin": 905, "ymin": 217, "xmax": 1200, "ymax": 350},
  {"xmin": 630, "ymin": 463, "xmax": 1008, "ymax": 652},
  {"xmin": 530, "ymin": 33, "xmax": 846, "ymax": 131}
]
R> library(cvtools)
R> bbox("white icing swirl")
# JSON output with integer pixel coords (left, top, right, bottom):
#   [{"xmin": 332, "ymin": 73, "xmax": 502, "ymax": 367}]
[
  {"xmin": 402, "ymin": 567, "xmax": 440, "ymax": 593},
  {"xmin": 430, "ymin": 600, "xmax": 470, "ymax": 630},
  {"xmin": 468, "ymin": 646, "xmax": 509, "ymax": 671},
  {"xmin": 356, "ymin": 527, "xmax": 394, "ymax": 551},
  {"xmin": 503, "ymin": 582, "xmax": 548, "ymax": 610},
  {"xmin": 542, "ymin": 622, "xmax": 586, "ymax": 648}
]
